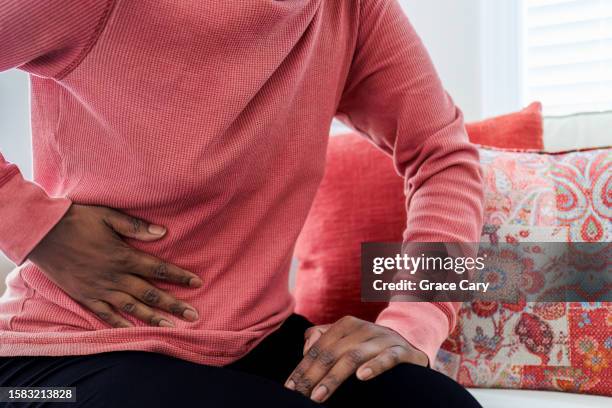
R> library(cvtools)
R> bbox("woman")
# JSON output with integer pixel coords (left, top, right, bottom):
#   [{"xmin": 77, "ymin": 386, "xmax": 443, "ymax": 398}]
[{"xmin": 0, "ymin": 0, "xmax": 483, "ymax": 406}]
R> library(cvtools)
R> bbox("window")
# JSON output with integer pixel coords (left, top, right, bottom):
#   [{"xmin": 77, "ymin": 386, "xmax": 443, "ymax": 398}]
[{"xmin": 523, "ymin": 0, "xmax": 612, "ymax": 115}]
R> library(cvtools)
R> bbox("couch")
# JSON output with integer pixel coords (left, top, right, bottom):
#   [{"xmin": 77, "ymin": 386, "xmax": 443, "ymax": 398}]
[
  {"xmin": 303, "ymin": 111, "xmax": 612, "ymax": 407},
  {"xmin": 468, "ymin": 388, "xmax": 610, "ymax": 407}
]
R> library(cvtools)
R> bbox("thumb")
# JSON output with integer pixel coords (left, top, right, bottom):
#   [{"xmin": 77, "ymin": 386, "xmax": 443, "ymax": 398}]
[
  {"xmin": 303, "ymin": 324, "xmax": 330, "ymax": 355},
  {"xmin": 103, "ymin": 208, "xmax": 166, "ymax": 241}
]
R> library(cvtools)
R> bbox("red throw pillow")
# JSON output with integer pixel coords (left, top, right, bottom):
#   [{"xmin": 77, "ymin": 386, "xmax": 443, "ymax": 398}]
[
  {"xmin": 293, "ymin": 135, "xmax": 398, "ymax": 324},
  {"xmin": 466, "ymin": 102, "xmax": 543, "ymax": 150}
]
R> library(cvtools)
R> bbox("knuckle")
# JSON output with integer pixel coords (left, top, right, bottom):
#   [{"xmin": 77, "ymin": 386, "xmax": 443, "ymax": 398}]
[
  {"xmin": 178, "ymin": 272, "xmax": 192, "ymax": 286},
  {"xmin": 304, "ymin": 327, "xmax": 316, "ymax": 338},
  {"xmin": 295, "ymin": 376, "xmax": 314, "ymax": 393},
  {"xmin": 113, "ymin": 249, "xmax": 134, "ymax": 269},
  {"xmin": 148, "ymin": 315, "xmax": 162, "ymax": 326},
  {"xmin": 307, "ymin": 344, "xmax": 321, "ymax": 360},
  {"xmin": 121, "ymin": 302, "xmax": 136, "ymax": 314},
  {"xmin": 407, "ymin": 347, "xmax": 428, "ymax": 366},
  {"xmin": 318, "ymin": 349, "xmax": 336, "ymax": 367},
  {"xmin": 169, "ymin": 303, "xmax": 184, "ymax": 316},
  {"xmin": 128, "ymin": 217, "xmax": 143, "ymax": 233},
  {"xmin": 387, "ymin": 348, "xmax": 402, "ymax": 365},
  {"xmin": 112, "ymin": 319, "xmax": 126, "ymax": 328},
  {"xmin": 95, "ymin": 311, "xmax": 111, "ymax": 322},
  {"xmin": 102, "ymin": 270, "xmax": 121, "ymax": 284},
  {"xmin": 142, "ymin": 289, "xmax": 161, "ymax": 305},
  {"xmin": 292, "ymin": 367, "xmax": 305, "ymax": 381},
  {"xmin": 152, "ymin": 262, "xmax": 169, "ymax": 280},
  {"xmin": 345, "ymin": 348, "xmax": 364, "ymax": 366},
  {"xmin": 339, "ymin": 315, "xmax": 362, "ymax": 330},
  {"xmin": 322, "ymin": 374, "xmax": 340, "ymax": 388},
  {"xmin": 338, "ymin": 315, "xmax": 353, "ymax": 325}
]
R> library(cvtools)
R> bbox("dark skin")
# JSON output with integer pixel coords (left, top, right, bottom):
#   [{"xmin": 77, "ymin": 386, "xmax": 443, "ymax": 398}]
[
  {"xmin": 29, "ymin": 204, "xmax": 202, "ymax": 328},
  {"xmin": 29, "ymin": 204, "xmax": 427, "ymax": 402},
  {"xmin": 285, "ymin": 316, "xmax": 428, "ymax": 403}
]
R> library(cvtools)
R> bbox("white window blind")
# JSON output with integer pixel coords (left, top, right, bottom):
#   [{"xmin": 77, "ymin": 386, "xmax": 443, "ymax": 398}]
[{"xmin": 523, "ymin": 0, "xmax": 612, "ymax": 115}]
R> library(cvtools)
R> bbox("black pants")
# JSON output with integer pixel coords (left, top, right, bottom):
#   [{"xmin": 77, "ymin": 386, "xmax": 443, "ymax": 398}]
[{"xmin": 0, "ymin": 315, "xmax": 481, "ymax": 407}]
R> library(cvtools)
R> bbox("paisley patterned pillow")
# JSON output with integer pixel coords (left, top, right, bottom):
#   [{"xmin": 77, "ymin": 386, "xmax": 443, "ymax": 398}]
[{"xmin": 433, "ymin": 147, "xmax": 612, "ymax": 396}]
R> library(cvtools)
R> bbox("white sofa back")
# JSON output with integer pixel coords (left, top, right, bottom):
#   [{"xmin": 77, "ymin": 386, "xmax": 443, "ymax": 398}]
[{"xmin": 543, "ymin": 110, "xmax": 612, "ymax": 152}]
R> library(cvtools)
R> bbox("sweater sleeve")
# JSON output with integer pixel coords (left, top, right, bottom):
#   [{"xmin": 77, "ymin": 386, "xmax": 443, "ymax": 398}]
[
  {"xmin": 336, "ymin": 0, "xmax": 484, "ymax": 365},
  {"xmin": 0, "ymin": 0, "xmax": 113, "ymax": 265}
]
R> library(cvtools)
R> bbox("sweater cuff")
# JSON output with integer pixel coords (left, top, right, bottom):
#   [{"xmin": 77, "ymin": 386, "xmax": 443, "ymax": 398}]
[
  {"xmin": 375, "ymin": 302, "xmax": 453, "ymax": 366},
  {"xmin": 0, "ymin": 170, "xmax": 72, "ymax": 265}
]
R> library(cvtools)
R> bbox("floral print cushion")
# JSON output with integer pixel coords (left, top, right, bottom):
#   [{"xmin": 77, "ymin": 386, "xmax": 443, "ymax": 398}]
[{"xmin": 433, "ymin": 148, "xmax": 612, "ymax": 396}]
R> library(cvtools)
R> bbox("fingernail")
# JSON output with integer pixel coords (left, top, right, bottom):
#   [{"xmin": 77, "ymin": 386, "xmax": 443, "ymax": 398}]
[
  {"xmin": 183, "ymin": 308, "xmax": 199, "ymax": 321},
  {"xmin": 358, "ymin": 367, "xmax": 373, "ymax": 380},
  {"xmin": 285, "ymin": 380, "xmax": 296, "ymax": 390},
  {"xmin": 158, "ymin": 319, "xmax": 175, "ymax": 328},
  {"xmin": 311, "ymin": 385, "xmax": 328, "ymax": 402},
  {"xmin": 148, "ymin": 225, "xmax": 166, "ymax": 235},
  {"xmin": 189, "ymin": 277, "xmax": 203, "ymax": 288}
]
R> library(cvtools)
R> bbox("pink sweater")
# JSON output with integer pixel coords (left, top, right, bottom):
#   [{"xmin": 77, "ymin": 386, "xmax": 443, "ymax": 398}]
[{"xmin": 0, "ymin": 0, "xmax": 483, "ymax": 366}]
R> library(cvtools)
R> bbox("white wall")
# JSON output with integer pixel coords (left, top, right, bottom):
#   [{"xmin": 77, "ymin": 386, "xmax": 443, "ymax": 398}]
[
  {"xmin": 0, "ymin": 70, "xmax": 31, "ymax": 176},
  {"xmin": 0, "ymin": 70, "xmax": 31, "ymax": 288},
  {"xmin": 399, "ymin": 0, "xmax": 483, "ymax": 121}
]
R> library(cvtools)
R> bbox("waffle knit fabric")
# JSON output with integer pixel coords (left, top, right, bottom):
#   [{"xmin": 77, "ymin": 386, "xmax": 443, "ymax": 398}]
[{"xmin": 0, "ymin": 0, "xmax": 483, "ymax": 365}]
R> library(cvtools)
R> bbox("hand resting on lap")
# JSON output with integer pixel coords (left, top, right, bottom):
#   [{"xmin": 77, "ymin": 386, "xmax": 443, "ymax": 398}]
[{"xmin": 286, "ymin": 315, "xmax": 429, "ymax": 404}]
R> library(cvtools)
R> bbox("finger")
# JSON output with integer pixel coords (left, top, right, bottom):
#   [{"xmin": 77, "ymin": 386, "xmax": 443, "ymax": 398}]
[
  {"xmin": 356, "ymin": 345, "xmax": 411, "ymax": 381},
  {"xmin": 299, "ymin": 316, "xmax": 369, "ymax": 369},
  {"xmin": 83, "ymin": 298, "xmax": 133, "ymax": 328},
  {"xmin": 287, "ymin": 320, "xmax": 352, "ymax": 391},
  {"xmin": 310, "ymin": 342, "xmax": 383, "ymax": 403},
  {"xmin": 288, "ymin": 323, "xmax": 377, "ymax": 396},
  {"xmin": 129, "ymin": 251, "xmax": 202, "ymax": 288},
  {"xmin": 121, "ymin": 275, "xmax": 199, "ymax": 322},
  {"xmin": 103, "ymin": 209, "xmax": 166, "ymax": 241},
  {"xmin": 303, "ymin": 325, "xmax": 330, "ymax": 355},
  {"xmin": 104, "ymin": 290, "xmax": 175, "ymax": 328}
]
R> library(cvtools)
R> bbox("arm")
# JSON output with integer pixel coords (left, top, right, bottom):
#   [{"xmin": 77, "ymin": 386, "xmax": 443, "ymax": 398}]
[
  {"xmin": 0, "ymin": 0, "xmax": 112, "ymax": 264},
  {"xmin": 286, "ymin": 0, "xmax": 483, "ymax": 402},
  {"xmin": 0, "ymin": 0, "xmax": 203, "ymax": 328},
  {"xmin": 335, "ymin": 0, "xmax": 483, "ymax": 365}
]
